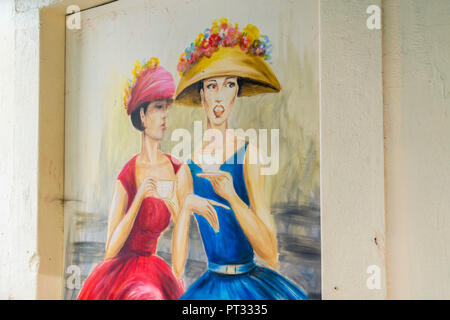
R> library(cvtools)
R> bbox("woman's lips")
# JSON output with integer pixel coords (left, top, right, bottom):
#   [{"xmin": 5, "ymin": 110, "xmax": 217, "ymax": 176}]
[{"xmin": 213, "ymin": 105, "xmax": 225, "ymax": 118}]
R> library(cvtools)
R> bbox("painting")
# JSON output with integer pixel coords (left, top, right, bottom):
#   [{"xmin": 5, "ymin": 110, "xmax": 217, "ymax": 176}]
[{"xmin": 64, "ymin": 0, "xmax": 320, "ymax": 300}]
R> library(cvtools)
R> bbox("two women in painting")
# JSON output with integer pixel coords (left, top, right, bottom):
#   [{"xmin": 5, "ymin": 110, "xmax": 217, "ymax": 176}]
[
  {"xmin": 78, "ymin": 18, "xmax": 308, "ymax": 300},
  {"xmin": 171, "ymin": 19, "xmax": 308, "ymax": 300},
  {"xmin": 77, "ymin": 58, "xmax": 224, "ymax": 300}
]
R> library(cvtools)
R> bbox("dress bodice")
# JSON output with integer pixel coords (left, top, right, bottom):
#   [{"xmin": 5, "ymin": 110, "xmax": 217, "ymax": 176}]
[
  {"xmin": 187, "ymin": 142, "xmax": 254, "ymax": 265},
  {"xmin": 117, "ymin": 154, "xmax": 181, "ymax": 256}
]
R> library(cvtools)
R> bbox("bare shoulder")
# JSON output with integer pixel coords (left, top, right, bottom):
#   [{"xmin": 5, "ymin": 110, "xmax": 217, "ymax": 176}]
[
  {"xmin": 177, "ymin": 162, "xmax": 192, "ymax": 177},
  {"xmin": 176, "ymin": 162, "xmax": 193, "ymax": 185}
]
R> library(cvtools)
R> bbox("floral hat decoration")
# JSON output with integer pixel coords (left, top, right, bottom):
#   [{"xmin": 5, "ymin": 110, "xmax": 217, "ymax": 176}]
[
  {"xmin": 123, "ymin": 57, "xmax": 175, "ymax": 115},
  {"xmin": 175, "ymin": 18, "xmax": 281, "ymax": 106}
]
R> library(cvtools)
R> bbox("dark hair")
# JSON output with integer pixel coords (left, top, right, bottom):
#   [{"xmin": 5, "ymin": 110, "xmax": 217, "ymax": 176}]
[
  {"xmin": 130, "ymin": 103, "xmax": 149, "ymax": 131},
  {"xmin": 197, "ymin": 77, "xmax": 243, "ymax": 96}
]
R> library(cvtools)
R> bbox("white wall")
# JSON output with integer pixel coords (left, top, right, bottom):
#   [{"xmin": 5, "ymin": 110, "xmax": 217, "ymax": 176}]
[
  {"xmin": 0, "ymin": 0, "xmax": 41, "ymax": 299},
  {"xmin": 320, "ymin": 0, "xmax": 386, "ymax": 299},
  {"xmin": 384, "ymin": 0, "xmax": 450, "ymax": 299}
]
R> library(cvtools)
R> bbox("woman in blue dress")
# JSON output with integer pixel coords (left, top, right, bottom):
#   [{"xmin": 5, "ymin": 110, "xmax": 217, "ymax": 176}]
[{"xmin": 171, "ymin": 19, "xmax": 309, "ymax": 300}]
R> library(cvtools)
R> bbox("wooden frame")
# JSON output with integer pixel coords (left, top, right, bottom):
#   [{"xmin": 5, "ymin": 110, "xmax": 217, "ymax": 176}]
[{"xmin": 38, "ymin": 0, "xmax": 116, "ymax": 300}]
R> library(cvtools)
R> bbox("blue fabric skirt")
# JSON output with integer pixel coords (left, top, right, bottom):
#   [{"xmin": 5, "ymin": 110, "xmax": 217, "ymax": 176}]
[{"xmin": 180, "ymin": 265, "xmax": 309, "ymax": 300}]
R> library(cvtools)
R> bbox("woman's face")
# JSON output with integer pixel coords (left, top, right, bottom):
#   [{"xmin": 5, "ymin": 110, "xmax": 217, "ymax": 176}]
[
  {"xmin": 140, "ymin": 99, "xmax": 171, "ymax": 141},
  {"xmin": 200, "ymin": 76, "xmax": 239, "ymax": 126}
]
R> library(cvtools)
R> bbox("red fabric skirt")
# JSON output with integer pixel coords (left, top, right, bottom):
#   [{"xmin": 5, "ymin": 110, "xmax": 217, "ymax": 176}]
[{"xmin": 77, "ymin": 253, "xmax": 184, "ymax": 300}]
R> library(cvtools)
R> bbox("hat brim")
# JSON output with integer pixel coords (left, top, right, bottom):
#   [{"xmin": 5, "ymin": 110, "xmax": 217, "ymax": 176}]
[{"xmin": 175, "ymin": 46, "xmax": 281, "ymax": 106}]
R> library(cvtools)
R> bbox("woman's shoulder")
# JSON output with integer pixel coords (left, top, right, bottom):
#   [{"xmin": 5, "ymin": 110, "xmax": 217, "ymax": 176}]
[
  {"xmin": 118, "ymin": 154, "xmax": 138, "ymax": 175},
  {"xmin": 163, "ymin": 153, "xmax": 183, "ymax": 175},
  {"xmin": 117, "ymin": 154, "xmax": 139, "ymax": 190}
]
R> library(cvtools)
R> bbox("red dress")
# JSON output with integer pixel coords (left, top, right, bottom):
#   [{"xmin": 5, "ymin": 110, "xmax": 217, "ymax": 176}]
[{"xmin": 77, "ymin": 154, "xmax": 184, "ymax": 300}]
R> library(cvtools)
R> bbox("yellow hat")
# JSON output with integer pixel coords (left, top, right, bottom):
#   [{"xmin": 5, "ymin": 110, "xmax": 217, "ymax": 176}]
[{"xmin": 175, "ymin": 20, "xmax": 281, "ymax": 106}]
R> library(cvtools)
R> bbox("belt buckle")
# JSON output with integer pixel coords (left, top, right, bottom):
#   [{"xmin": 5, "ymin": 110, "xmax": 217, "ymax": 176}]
[{"xmin": 225, "ymin": 265, "xmax": 237, "ymax": 274}]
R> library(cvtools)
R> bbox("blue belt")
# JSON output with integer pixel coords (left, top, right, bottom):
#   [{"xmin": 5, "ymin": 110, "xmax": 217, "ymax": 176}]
[{"xmin": 208, "ymin": 261, "xmax": 256, "ymax": 275}]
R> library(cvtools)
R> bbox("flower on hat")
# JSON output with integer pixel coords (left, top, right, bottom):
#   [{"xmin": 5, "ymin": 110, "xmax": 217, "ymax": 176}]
[
  {"xmin": 243, "ymin": 24, "xmax": 260, "ymax": 43},
  {"xmin": 176, "ymin": 18, "xmax": 272, "ymax": 75}
]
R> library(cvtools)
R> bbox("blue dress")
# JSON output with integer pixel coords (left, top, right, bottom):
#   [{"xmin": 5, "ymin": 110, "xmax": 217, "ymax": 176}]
[{"xmin": 180, "ymin": 142, "xmax": 309, "ymax": 300}]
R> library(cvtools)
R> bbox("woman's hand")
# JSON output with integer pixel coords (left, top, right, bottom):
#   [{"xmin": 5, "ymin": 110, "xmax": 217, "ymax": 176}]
[
  {"xmin": 197, "ymin": 171, "xmax": 237, "ymax": 202},
  {"xmin": 182, "ymin": 194, "xmax": 229, "ymax": 232},
  {"xmin": 136, "ymin": 176, "xmax": 157, "ymax": 201},
  {"xmin": 164, "ymin": 181, "xmax": 179, "ymax": 218}
]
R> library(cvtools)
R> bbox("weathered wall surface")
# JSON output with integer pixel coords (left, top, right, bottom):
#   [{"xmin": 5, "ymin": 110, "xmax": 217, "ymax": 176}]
[
  {"xmin": 320, "ymin": 0, "xmax": 386, "ymax": 299},
  {"xmin": 0, "ymin": 0, "xmax": 42, "ymax": 300},
  {"xmin": 383, "ymin": 0, "xmax": 450, "ymax": 299}
]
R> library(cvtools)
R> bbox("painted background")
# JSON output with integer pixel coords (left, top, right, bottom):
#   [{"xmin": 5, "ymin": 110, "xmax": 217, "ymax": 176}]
[{"xmin": 64, "ymin": 0, "xmax": 320, "ymax": 299}]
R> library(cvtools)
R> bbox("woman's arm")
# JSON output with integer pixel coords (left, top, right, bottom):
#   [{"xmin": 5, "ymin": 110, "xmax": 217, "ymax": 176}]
[
  {"xmin": 240, "ymin": 144, "xmax": 278, "ymax": 268},
  {"xmin": 171, "ymin": 164, "xmax": 192, "ymax": 278},
  {"xmin": 172, "ymin": 163, "xmax": 225, "ymax": 278},
  {"xmin": 104, "ymin": 177, "xmax": 155, "ymax": 259}
]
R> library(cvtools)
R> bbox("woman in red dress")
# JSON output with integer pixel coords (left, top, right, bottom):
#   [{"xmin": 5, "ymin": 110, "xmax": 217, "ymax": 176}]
[{"xmin": 77, "ymin": 58, "xmax": 224, "ymax": 300}]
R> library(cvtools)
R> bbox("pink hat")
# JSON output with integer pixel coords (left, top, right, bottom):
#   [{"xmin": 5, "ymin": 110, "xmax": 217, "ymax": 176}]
[{"xmin": 124, "ymin": 59, "xmax": 175, "ymax": 115}]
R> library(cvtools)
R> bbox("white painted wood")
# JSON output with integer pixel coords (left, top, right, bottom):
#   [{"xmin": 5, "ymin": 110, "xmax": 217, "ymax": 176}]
[
  {"xmin": 384, "ymin": 0, "xmax": 450, "ymax": 299},
  {"xmin": 0, "ymin": 1, "xmax": 41, "ymax": 300},
  {"xmin": 320, "ymin": 0, "xmax": 387, "ymax": 299}
]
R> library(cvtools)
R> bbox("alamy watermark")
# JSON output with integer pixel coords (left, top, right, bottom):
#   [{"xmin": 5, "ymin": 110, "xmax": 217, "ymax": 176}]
[
  {"xmin": 366, "ymin": 5, "xmax": 382, "ymax": 30},
  {"xmin": 66, "ymin": 265, "xmax": 81, "ymax": 290},
  {"xmin": 170, "ymin": 121, "xmax": 280, "ymax": 175},
  {"xmin": 66, "ymin": 5, "xmax": 81, "ymax": 30},
  {"xmin": 366, "ymin": 264, "xmax": 381, "ymax": 290}
]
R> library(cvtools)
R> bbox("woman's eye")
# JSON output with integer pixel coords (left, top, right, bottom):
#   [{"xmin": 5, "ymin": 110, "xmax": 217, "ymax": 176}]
[
  {"xmin": 156, "ymin": 105, "xmax": 162, "ymax": 109},
  {"xmin": 226, "ymin": 82, "xmax": 236, "ymax": 88},
  {"xmin": 206, "ymin": 84, "xmax": 216, "ymax": 89}
]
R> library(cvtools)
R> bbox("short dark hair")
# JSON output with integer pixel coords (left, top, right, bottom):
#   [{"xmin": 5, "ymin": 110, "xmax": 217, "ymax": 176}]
[
  {"xmin": 130, "ymin": 103, "xmax": 149, "ymax": 131},
  {"xmin": 197, "ymin": 77, "xmax": 243, "ymax": 96}
]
